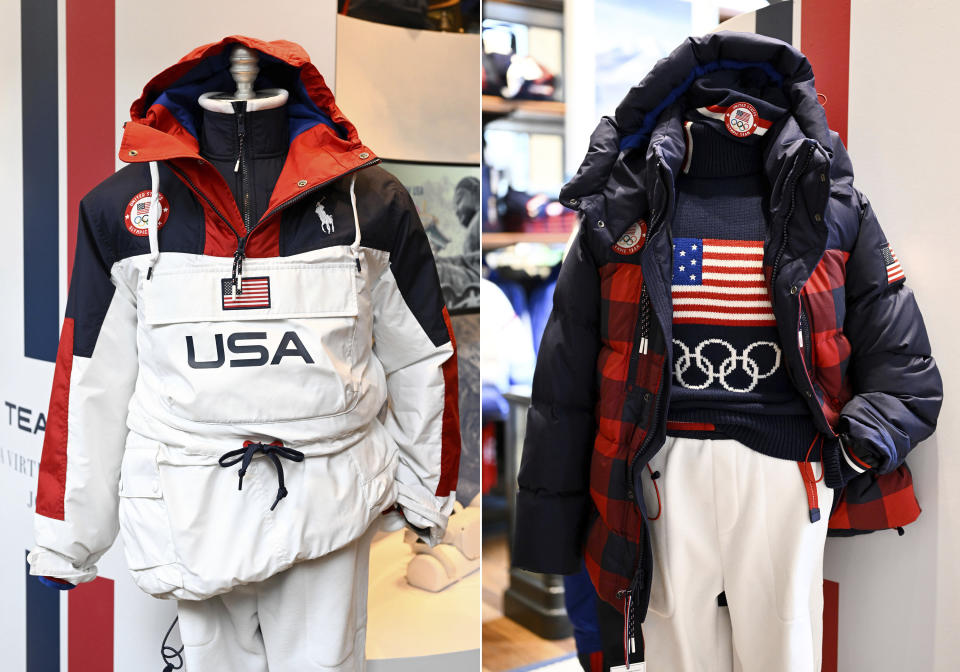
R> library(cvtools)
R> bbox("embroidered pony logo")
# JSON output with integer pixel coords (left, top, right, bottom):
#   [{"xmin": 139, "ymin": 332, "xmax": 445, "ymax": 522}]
[{"xmin": 315, "ymin": 198, "xmax": 334, "ymax": 234}]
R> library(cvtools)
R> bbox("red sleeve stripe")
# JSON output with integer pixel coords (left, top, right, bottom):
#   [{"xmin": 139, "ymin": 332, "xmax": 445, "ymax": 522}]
[
  {"xmin": 36, "ymin": 317, "xmax": 75, "ymax": 520},
  {"xmin": 435, "ymin": 306, "xmax": 461, "ymax": 497}
]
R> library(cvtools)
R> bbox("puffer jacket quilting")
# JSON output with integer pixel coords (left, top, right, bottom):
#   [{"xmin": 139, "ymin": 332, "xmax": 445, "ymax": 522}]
[{"xmin": 513, "ymin": 31, "xmax": 942, "ymax": 617}]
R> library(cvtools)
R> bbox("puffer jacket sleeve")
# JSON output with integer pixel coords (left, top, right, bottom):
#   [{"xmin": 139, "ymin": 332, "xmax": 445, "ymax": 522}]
[
  {"xmin": 28, "ymin": 198, "xmax": 140, "ymax": 586},
  {"xmin": 513, "ymin": 224, "xmax": 601, "ymax": 574},
  {"xmin": 371, "ymin": 181, "xmax": 461, "ymax": 546},
  {"xmin": 823, "ymin": 191, "xmax": 942, "ymax": 488}
]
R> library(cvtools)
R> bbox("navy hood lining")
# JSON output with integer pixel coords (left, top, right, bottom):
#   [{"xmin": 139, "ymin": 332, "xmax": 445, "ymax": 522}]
[
  {"xmin": 144, "ymin": 49, "xmax": 348, "ymax": 146},
  {"xmin": 620, "ymin": 59, "xmax": 784, "ymax": 152}
]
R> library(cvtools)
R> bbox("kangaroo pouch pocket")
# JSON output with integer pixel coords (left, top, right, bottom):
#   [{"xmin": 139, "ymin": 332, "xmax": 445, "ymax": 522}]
[{"xmin": 139, "ymin": 259, "xmax": 363, "ymax": 425}]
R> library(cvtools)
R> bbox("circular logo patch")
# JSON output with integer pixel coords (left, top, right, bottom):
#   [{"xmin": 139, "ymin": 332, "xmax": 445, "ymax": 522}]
[
  {"xmin": 612, "ymin": 219, "xmax": 647, "ymax": 255},
  {"xmin": 724, "ymin": 102, "xmax": 759, "ymax": 138},
  {"xmin": 124, "ymin": 190, "xmax": 169, "ymax": 237}
]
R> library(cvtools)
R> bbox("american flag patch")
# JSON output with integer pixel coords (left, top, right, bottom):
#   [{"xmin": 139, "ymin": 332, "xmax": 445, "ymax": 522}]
[
  {"xmin": 880, "ymin": 242, "xmax": 905, "ymax": 284},
  {"xmin": 221, "ymin": 276, "xmax": 271, "ymax": 310},
  {"xmin": 672, "ymin": 237, "xmax": 775, "ymax": 326}
]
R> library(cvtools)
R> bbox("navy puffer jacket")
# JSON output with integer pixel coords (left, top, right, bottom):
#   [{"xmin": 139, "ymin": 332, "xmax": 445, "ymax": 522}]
[{"xmin": 512, "ymin": 31, "xmax": 942, "ymax": 617}]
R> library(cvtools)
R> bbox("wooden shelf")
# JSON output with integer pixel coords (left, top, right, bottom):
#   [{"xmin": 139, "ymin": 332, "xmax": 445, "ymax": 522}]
[
  {"xmin": 482, "ymin": 95, "xmax": 565, "ymax": 120},
  {"xmin": 482, "ymin": 231, "xmax": 571, "ymax": 250}
]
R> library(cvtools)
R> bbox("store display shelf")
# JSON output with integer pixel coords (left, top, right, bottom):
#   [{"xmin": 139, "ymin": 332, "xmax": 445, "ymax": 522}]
[
  {"xmin": 482, "ymin": 95, "xmax": 565, "ymax": 120},
  {"xmin": 482, "ymin": 231, "xmax": 571, "ymax": 250}
]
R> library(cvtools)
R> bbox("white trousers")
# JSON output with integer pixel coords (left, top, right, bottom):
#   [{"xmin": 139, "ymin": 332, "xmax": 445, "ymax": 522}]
[
  {"xmin": 176, "ymin": 521, "xmax": 376, "ymax": 672},
  {"xmin": 640, "ymin": 435, "xmax": 834, "ymax": 672}
]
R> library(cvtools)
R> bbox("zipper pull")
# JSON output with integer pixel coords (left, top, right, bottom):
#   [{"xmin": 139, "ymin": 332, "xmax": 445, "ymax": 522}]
[
  {"xmin": 638, "ymin": 284, "xmax": 650, "ymax": 355},
  {"xmin": 234, "ymin": 109, "xmax": 246, "ymax": 173},
  {"xmin": 232, "ymin": 237, "xmax": 247, "ymax": 296}
]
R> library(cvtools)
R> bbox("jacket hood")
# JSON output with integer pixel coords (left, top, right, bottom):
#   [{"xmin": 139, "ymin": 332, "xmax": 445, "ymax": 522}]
[
  {"xmin": 118, "ymin": 35, "xmax": 373, "ymax": 168},
  {"xmin": 561, "ymin": 31, "xmax": 842, "ymax": 235}
]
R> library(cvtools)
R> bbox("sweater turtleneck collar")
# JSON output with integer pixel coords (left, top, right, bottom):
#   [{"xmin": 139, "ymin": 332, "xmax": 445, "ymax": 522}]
[
  {"xmin": 198, "ymin": 103, "xmax": 290, "ymax": 161},
  {"xmin": 682, "ymin": 120, "xmax": 765, "ymax": 178}
]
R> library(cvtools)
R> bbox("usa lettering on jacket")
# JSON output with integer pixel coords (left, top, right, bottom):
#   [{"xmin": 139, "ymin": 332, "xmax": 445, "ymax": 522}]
[{"xmin": 185, "ymin": 331, "xmax": 313, "ymax": 368}]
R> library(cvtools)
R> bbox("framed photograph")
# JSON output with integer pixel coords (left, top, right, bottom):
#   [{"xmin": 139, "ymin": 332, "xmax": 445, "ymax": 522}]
[{"xmin": 380, "ymin": 160, "xmax": 481, "ymax": 314}]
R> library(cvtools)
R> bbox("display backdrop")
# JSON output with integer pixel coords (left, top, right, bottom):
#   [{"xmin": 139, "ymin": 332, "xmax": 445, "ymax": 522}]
[
  {"xmin": 0, "ymin": 1, "xmax": 478, "ymax": 670},
  {"xmin": 335, "ymin": 15, "xmax": 482, "ymax": 165}
]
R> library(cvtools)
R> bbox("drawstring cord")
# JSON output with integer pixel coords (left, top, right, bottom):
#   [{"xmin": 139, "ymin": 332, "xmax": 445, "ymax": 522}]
[
  {"xmin": 160, "ymin": 616, "xmax": 184, "ymax": 671},
  {"xmin": 798, "ymin": 434, "xmax": 825, "ymax": 523},
  {"xmin": 231, "ymin": 238, "xmax": 246, "ymax": 297},
  {"xmin": 617, "ymin": 560, "xmax": 644, "ymax": 668},
  {"xmin": 146, "ymin": 160, "xmax": 161, "ymax": 280},
  {"xmin": 645, "ymin": 464, "xmax": 662, "ymax": 521},
  {"xmin": 218, "ymin": 440, "xmax": 305, "ymax": 511},
  {"xmin": 349, "ymin": 173, "xmax": 362, "ymax": 271}
]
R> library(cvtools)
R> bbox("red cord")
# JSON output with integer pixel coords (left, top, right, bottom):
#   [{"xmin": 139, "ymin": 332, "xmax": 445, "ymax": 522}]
[
  {"xmin": 802, "ymin": 434, "xmax": 825, "ymax": 483},
  {"xmin": 646, "ymin": 464, "xmax": 662, "ymax": 521}
]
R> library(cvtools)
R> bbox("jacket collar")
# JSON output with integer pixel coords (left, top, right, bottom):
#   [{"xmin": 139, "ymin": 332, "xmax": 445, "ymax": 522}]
[
  {"xmin": 561, "ymin": 31, "xmax": 837, "ymax": 246},
  {"xmin": 117, "ymin": 36, "xmax": 377, "ymax": 227}
]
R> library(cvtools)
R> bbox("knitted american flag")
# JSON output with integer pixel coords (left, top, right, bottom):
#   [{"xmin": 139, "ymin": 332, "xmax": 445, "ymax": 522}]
[{"xmin": 671, "ymin": 237, "xmax": 774, "ymax": 326}]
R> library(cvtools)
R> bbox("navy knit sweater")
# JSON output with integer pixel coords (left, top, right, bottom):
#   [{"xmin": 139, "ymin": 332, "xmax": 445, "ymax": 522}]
[{"xmin": 666, "ymin": 110, "xmax": 819, "ymax": 462}]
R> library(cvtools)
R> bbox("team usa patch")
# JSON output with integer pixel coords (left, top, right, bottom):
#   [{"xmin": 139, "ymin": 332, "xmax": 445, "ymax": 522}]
[
  {"xmin": 222, "ymin": 276, "xmax": 271, "ymax": 310},
  {"xmin": 724, "ymin": 102, "xmax": 759, "ymax": 137},
  {"xmin": 880, "ymin": 242, "xmax": 905, "ymax": 284},
  {"xmin": 695, "ymin": 103, "xmax": 771, "ymax": 138},
  {"xmin": 124, "ymin": 190, "xmax": 169, "ymax": 236},
  {"xmin": 612, "ymin": 219, "xmax": 647, "ymax": 255}
]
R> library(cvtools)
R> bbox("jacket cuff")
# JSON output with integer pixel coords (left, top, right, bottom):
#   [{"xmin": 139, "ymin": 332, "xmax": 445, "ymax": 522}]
[
  {"xmin": 823, "ymin": 433, "xmax": 872, "ymax": 489},
  {"xmin": 38, "ymin": 576, "xmax": 75, "ymax": 590},
  {"xmin": 512, "ymin": 488, "xmax": 586, "ymax": 575},
  {"xmin": 27, "ymin": 547, "xmax": 97, "ymax": 585},
  {"xmin": 395, "ymin": 487, "xmax": 454, "ymax": 547}
]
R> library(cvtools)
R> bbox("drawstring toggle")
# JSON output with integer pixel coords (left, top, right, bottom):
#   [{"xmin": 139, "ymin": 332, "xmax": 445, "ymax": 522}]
[{"xmin": 218, "ymin": 440, "xmax": 305, "ymax": 512}]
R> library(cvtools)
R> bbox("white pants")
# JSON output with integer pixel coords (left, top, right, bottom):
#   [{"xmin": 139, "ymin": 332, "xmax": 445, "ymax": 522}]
[
  {"xmin": 176, "ymin": 521, "xmax": 376, "ymax": 671},
  {"xmin": 640, "ymin": 435, "xmax": 834, "ymax": 672}
]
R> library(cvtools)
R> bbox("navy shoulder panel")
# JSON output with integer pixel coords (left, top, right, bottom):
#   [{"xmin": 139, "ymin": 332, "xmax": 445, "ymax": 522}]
[
  {"xmin": 278, "ymin": 165, "xmax": 450, "ymax": 347},
  {"xmin": 80, "ymin": 162, "xmax": 205, "ymax": 265}
]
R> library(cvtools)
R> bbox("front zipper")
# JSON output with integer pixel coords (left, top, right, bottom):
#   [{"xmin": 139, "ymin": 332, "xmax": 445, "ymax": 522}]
[
  {"xmin": 798, "ymin": 290, "xmax": 813, "ymax": 371},
  {"xmin": 766, "ymin": 140, "xmax": 838, "ymax": 438},
  {"xmin": 769, "ymin": 143, "xmax": 816, "ymax": 297},
  {"xmin": 620, "ymin": 157, "xmax": 670, "ymax": 601},
  {"xmin": 168, "ymin": 156, "xmax": 380, "ymax": 293}
]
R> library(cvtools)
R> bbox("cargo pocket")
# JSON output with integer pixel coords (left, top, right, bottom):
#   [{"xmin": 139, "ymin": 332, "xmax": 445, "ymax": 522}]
[{"xmin": 117, "ymin": 439, "xmax": 182, "ymax": 594}]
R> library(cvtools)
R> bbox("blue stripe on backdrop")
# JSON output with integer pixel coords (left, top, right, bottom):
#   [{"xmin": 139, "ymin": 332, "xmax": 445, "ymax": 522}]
[
  {"xmin": 26, "ymin": 552, "xmax": 60, "ymax": 672},
  {"xmin": 21, "ymin": 0, "xmax": 60, "ymax": 363}
]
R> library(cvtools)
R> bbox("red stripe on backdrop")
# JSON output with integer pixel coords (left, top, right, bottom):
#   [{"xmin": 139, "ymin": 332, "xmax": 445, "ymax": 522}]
[
  {"xmin": 822, "ymin": 579, "xmax": 839, "ymax": 672},
  {"xmin": 67, "ymin": 0, "xmax": 115, "ymax": 282},
  {"xmin": 801, "ymin": 0, "xmax": 851, "ymax": 146},
  {"xmin": 69, "ymin": 576, "xmax": 114, "ymax": 672}
]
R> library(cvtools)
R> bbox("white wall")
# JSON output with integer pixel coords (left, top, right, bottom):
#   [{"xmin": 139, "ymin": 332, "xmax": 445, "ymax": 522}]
[
  {"xmin": 335, "ymin": 15, "xmax": 480, "ymax": 164},
  {"xmin": 838, "ymin": 3, "xmax": 958, "ymax": 670}
]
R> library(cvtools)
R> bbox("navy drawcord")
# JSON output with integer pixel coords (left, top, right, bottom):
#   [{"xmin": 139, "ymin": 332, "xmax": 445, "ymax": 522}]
[
  {"xmin": 218, "ymin": 440, "xmax": 305, "ymax": 511},
  {"xmin": 160, "ymin": 616, "xmax": 184, "ymax": 671}
]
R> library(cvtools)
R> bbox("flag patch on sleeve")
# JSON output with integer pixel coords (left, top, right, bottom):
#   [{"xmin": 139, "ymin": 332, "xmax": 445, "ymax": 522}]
[{"xmin": 880, "ymin": 242, "xmax": 905, "ymax": 284}]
